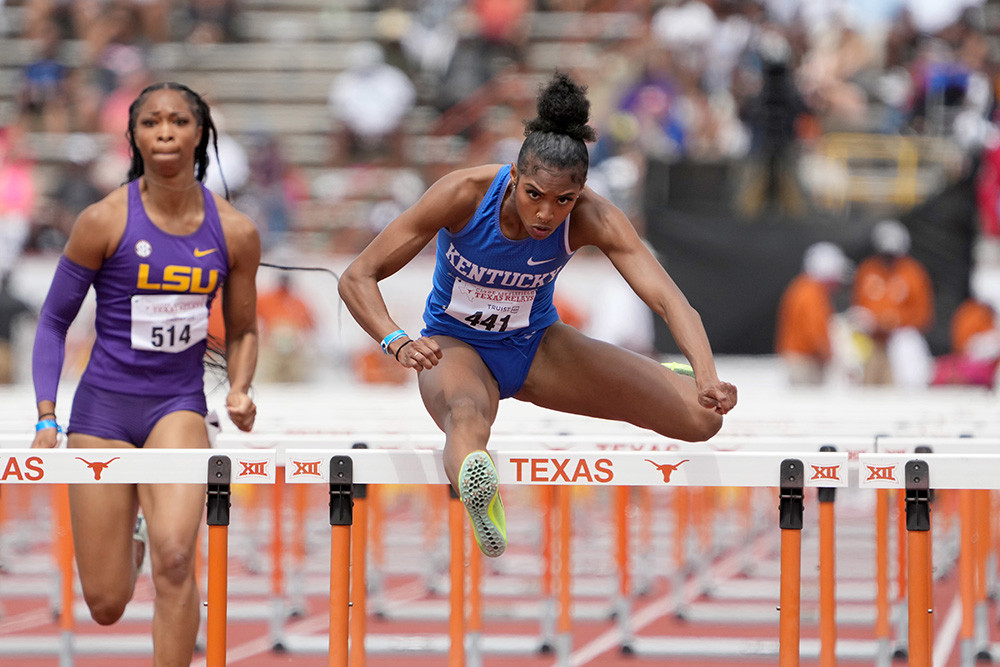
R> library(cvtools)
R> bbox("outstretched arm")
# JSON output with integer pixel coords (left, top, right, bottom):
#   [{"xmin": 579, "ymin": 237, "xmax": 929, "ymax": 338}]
[
  {"xmin": 338, "ymin": 166, "xmax": 492, "ymax": 369},
  {"xmin": 573, "ymin": 192, "xmax": 736, "ymax": 414}
]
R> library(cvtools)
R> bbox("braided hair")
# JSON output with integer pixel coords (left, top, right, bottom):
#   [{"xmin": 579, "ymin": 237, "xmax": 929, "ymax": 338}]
[
  {"xmin": 124, "ymin": 82, "xmax": 228, "ymax": 196},
  {"xmin": 517, "ymin": 72, "xmax": 598, "ymax": 186}
]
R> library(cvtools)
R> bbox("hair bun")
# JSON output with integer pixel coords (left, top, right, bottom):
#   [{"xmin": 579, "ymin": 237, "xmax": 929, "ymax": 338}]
[{"xmin": 526, "ymin": 72, "xmax": 597, "ymax": 143}]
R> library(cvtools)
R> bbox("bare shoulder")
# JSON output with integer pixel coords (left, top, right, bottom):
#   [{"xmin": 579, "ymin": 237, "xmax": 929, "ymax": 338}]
[
  {"xmin": 65, "ymin": 186, "xmax": 129, "ymax": 267},
  {"xmin": 74, "ymin": 185, "xmax": 128, "ymax": 235},
  {"xmin": 415, "ymin": 164, "xmax": 505, "ymax": 231},
  {"xmin": 431, "ymin": 164, "xmax": 504, "ymax": 207},
  {"xmin": 434, "ymin": 164, "xmax": 504, "ymax": 193},
  {"xmin": 212, "ymin": 192, "xmax": 261, "ymax": 265}
]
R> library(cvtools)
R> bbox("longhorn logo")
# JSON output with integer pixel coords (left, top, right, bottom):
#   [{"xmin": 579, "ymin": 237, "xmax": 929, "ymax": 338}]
[
  {"xmin": 646, "ymin": 459, "xmax": 689, "ymax": 483},
  {"xmin": 76, "ymin": 457, "xmax": 120, "ymax": 481}
]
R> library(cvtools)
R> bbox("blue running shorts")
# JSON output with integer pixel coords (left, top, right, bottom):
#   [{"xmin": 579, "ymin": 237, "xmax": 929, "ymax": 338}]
[{"xmin": 422, "ymin": 326, "xmax": 547, "ymax": 399}]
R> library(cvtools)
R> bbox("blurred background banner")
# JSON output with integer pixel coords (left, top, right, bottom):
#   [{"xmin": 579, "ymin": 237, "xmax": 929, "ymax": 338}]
[{"xmin": 645, "ymin": 157, "xmax": 978, "ymax": 355}]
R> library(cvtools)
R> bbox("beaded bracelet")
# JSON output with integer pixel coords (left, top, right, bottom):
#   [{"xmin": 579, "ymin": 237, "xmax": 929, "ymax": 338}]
[{"xmin": 380, "ymin": 329, "xmax": 408, "ymax": 355}]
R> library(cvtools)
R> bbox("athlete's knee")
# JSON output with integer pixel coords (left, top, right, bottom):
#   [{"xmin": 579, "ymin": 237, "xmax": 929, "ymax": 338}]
[
  {"xmin": 696, "ymin": 410, "xmax": 724, "ymax": 441},
  {"xmin": 662, "ymin": 409, "xmax": 723, "ymax": 443},
  {"xmin": 443, "ymin": 396, "xmax": 491, "ymax": 434},
  {"xmin": 84, "ymin": 592, "xmax": 128, "ymax": 625},
  {"xmin": 152, "ymin": 542, "xmax": 196, "ymax": 590}
]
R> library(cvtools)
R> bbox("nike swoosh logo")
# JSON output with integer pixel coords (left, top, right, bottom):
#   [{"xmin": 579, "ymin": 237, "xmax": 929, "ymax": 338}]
[
  {"xmin": 194, "ymin": 248, "xmax": 217, "ymax": 258},
  {"xmin": 526, "ymin": 256, "xmax": 557, "ymax": 266}
]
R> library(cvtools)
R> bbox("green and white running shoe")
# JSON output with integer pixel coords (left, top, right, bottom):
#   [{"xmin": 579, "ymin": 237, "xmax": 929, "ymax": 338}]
[
  {"xmin": 662, "ymin": 361, "xmax": 695, "ymax": 377},
  {"xmin": 459, "ymin": 451, "xmax": 507, "ymax": 558}
]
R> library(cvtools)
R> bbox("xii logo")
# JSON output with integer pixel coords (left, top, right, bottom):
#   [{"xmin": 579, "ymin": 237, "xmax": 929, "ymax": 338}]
[
  {"xmin": 865, "ymin": 465, "xmax": 897, "ymax": 483},
  {"xmin": 291, "ymin": 460, "xmax": 323, "ymax": 477},
  {"xmin": 810, "ymin": 465, "xmax": 841, "ymax": 482},
  {"xmin": 238, "ymin": 460, "xmax": 269, "ymax": 477}
]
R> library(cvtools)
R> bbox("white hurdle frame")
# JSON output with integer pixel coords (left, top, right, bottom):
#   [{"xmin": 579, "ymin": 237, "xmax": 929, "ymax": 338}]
[
  {"xmin": 0, "ymin": 446, "xmax": 274, "ymax": 667},
  {"xmin": 7, "ymin": 437, "xmax": 998, "ymax": 666},
  {"xmin": 282, "ymin": 447, "xmax": 846, "ymax": 667}
]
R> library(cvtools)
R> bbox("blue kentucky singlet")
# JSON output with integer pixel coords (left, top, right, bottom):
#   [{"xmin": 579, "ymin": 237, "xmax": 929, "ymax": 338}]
[
  {"xmin": 422, "ymin": 166, "xmax": 574, "ymax": 341},
  {"xmin": 81, "ymin": 179, "xmax": 229, "ymax": 395}
]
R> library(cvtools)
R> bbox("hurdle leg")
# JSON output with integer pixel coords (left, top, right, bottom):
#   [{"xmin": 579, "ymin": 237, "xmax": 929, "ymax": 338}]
[
  {"xmin": 539, "ymin": 485, "xmax": 556, "ymax": 652},
  {"xmin": 778, "ymin": 459, "xmax": 804, "ymax": 667},
  {"xmin": 671, "ymin": 486, "xmax": 690, "ymax": 618},
  {"xmin": 349, "ymin": 472, "xmax": 368, "ymax": 667},
  {"xmin": 960, "ymin": 489, "xmax": 976, "ymax": 665},
  {"xmin": 55, "ymin": 484, "xmax": 75, "ymax": 667},
  {"xmin": 614, "ymin": 486, "xmax": 634, "ymax": 652},
  {"xmin": 329, "ymin": 456, "xmax": 354, "ymax": 667},
  {"xmin": 557, "ymin": 485, "xmax": 573, "ymax": 662},
  {"xmin": 975, "ymin": 489, "xmax": 993, "ymax": 660},
  {"xmin": 875, "ymin": 489, "xmax": 892, "ymax": 666},
  {"xmin": 818, "ymin": 480, "xmax": 837, "ymax": 665},
  {"xmin": 468, "ymin": 527, "xmax": 482, "ymax": 667},
  {"xmin": 206, "ymin": 455, "xmax": 233, "ymax": 667},
  {"xmin": 290, "ymin": 482, "xmax": 309, "ymax": 617},
  {"xmin": 270, "ymin": 469, "xmax": 287, "ymax": 650},
  {"xmin": 904, "ymin": 460, "xmax": 932, "ymax": 667},
  {"xmin": 447, "ymin": 486, "xmax": 465, "ymax": 667}
]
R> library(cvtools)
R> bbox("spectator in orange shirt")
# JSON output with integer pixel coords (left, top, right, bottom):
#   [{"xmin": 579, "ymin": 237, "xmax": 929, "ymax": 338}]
[
  {"xmin": 850, "ymin": 219, "xmax": 934, "ymax": 387},
  {"xmin": 775, "ymin": 242, "xmax": 850, "ymax": 386},
  {"xmin": 256, "ymin": 273, "xmax": 316, "ymax": 383},
  {"xmin": 932, "ymin": 267, "xmax": 1000, "ymax": 388}
]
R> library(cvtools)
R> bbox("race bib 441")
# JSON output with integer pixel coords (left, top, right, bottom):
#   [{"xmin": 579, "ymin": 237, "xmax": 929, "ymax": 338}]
[{"xmin": 445, "ymin": 278, "xmax": 534, "ymax": 332}]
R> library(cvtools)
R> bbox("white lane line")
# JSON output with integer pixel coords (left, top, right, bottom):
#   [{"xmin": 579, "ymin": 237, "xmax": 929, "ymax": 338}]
[
  {"xmin": 933, "ymin": 593, "xmax": 961, "ymax": 667},
  {"xmin": 566, "ymin": 532, "xmax": 776, "ymax": 666},
  {"xmin": 0, "ymin": 607, "xmax": 56, "ymax": 633},
  {"xmin": 189, "ymin": 578, "xmax": 430, "ymax": 666}
]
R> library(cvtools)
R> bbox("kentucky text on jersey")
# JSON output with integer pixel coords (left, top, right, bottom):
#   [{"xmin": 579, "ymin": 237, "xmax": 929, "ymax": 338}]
[
  {"xmin": 446, "ymin": 243, "xmax": 561, "ymax": 288},
  {"xmin": 136, "ymin": 264, "xmax": 219, "ymax": 293}
]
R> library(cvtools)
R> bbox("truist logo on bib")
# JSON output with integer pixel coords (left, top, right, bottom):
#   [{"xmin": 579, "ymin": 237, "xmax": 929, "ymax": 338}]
[{"xmin": 446, "ymin": 243, "xmax": 561, "ymax": 289}]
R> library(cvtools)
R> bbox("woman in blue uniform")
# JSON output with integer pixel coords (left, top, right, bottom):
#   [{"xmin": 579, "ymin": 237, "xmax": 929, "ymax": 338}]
[
  {"xmin": 338, "ymin": 72, "xmax": 736, "ymax": 558},
  {"xmin": 31, "ymin": 82, "xmax": 260, "ymax": 665}
]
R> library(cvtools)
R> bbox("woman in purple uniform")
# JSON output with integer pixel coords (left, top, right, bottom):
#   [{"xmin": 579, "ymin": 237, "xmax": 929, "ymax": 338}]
[
  {"xmin": 31, "ymin": 82, "xmax": 260, "ymax": 665},
  {"xmin": 338, "ymin": 72, "xmax": 737, "ymax": 559}
]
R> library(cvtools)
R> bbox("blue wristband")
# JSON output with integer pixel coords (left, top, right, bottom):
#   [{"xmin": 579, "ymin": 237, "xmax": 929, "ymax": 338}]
[
  {"xmin": 380, "ymin": 329, "xmax": 408, "ymax": 355},
  {"xmin": 35, "ymin": 419, "xmax": 62, "ymax": 433}
]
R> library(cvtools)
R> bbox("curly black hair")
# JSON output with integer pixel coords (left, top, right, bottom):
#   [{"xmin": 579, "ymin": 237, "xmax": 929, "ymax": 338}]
[{"xmin": 517, "ymin": 72, "xmax": 598, "ymax": 185}]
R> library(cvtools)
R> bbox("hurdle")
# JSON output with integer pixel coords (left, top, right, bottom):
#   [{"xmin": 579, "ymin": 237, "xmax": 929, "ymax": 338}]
[
  {"xmin": 0, "ymin": 447, "xmax": 275, "ymax": 665},
  {"xmin": 873, "ymin": 436, "xmax": 1000, "ymax": 665},
  {"xmin": 282, "ymin": 447, "xmax": 848, "ymax": 666},
  {"xmin": 2, "ymin": 430, "xmax": 991, "ymax": 666},
  {"xmin": 223, "ymin": 432, "xmax": 874, "ymax": 653},
  {"xmin": 860, "ymin": 448, "xmax": 1000, "ymax": 667}
]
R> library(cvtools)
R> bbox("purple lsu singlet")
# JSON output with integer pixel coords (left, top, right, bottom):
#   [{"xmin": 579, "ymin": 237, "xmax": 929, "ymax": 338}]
[{"xmin": 80, "ymin": 180, "xmax": 229, "ymax": 395}]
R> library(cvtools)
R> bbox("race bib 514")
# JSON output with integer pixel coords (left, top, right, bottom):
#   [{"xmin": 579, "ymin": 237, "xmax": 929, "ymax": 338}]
[{"xmin": 130, "ymin": 294, "xmax": 209, "ymax": 352}]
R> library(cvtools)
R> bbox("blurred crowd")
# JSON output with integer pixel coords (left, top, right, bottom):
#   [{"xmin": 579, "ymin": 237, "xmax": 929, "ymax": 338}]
[
  {"xmin": 3, "ymin": 0, "xmax": 1000, "ymax": 388},
  {"xmin": 777, "ymin": 219, "xmax": 1000, "ymax": 390}
]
